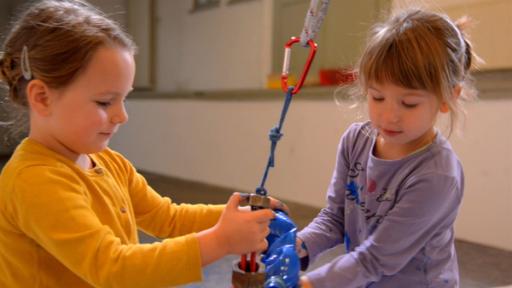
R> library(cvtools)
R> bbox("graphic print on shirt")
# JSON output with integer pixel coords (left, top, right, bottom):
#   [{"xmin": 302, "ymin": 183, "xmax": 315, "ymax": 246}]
[
  {"xmin": 376, "ymin": 187, "xmax": 394, "ymax": 203},
  {"xmin": 346, "ymin": 180, "xmax": 361, "ymax": 205},
  {"xmin": 344, "ymin": 233, "xmax": 351, "ymax": 254},
  {"xmin": 345, "ymin": 161, "xmax": 376, "ymax": 220},
  {"xmin": 344, "ymin": 161, "xmax": 364, "ymax": 251},
  {"xmin": 367, "ymin": 178, "xmax": 377, "ymax": 193},
  {"xmin": 345, "ymin": 160, "xmax": 399, "ymax": 238},
  {"xmin": 346, "ymin": 161, "xmax": 364, "ymax": 205}
]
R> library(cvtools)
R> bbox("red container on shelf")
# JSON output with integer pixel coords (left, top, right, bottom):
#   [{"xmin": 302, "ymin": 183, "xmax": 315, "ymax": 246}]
[{"xmin": 318, "ymin": 68, "xmax": 356, "ymax": 86}]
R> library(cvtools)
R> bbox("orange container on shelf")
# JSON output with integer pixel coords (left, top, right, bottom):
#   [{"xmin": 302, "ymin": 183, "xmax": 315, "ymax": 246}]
[{"xmin": 266, "ymin": 73, "xmax": 297, "ymax": 90}]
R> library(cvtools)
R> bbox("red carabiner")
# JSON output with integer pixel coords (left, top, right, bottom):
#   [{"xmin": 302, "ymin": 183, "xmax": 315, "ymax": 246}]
[{"xmin": 281, "ymin": 37, "xmax": 317, "ymax": 95}]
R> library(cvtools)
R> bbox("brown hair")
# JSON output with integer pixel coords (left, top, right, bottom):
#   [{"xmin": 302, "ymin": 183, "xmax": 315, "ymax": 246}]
[
  {"xmin": 0, "ymin": 0, "xmax": 137, "ymax": 108},
  {"xmin": 352, "ymin": 8, "xmax": 476, "ymax": 136}
]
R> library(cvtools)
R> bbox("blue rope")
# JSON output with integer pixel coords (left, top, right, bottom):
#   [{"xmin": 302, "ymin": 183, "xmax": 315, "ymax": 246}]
[{"xmin": 256, "ymin": 86, "xmax": 294, "ymax": 196}]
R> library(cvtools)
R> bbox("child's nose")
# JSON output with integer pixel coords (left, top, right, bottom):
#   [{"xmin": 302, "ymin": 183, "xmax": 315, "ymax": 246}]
[
  {"xmin": 383, "ymin": 103, "xmax": 401, "ymax": 123},
  {"xmin": 111, "ymin": 104, "xmax": 128, "ymax": 124}
]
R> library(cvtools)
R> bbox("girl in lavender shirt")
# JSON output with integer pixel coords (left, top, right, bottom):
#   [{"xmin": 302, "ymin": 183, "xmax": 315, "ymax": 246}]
[{"xmin": 298, "ymin": 8, "xmax": 477, "ymax": 288}]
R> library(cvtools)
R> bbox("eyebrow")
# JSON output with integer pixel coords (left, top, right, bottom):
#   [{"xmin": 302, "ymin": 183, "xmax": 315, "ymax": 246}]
[
  {"xmin": 96, "ymin": 88, "xmax": 134, "ymax": 98},
  {"xmin": 367, "ymin": 86, "xmax": 384, "ymax": 94}
]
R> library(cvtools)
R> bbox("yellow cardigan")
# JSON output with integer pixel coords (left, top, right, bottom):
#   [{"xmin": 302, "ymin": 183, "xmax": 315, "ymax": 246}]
[{"xmin": 0, "ymin": 138, "xmax": 224, "ymax": 287}]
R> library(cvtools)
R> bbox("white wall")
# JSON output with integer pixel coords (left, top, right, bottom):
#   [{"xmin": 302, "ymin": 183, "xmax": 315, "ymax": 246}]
[
  {"xmin": 127, "ymin": 0, "xmax": 153, "ymax": 89},
  {"xmin": 154, "ymin": 0, "xmax": 272, "ymax": 92},
  {"xmin": 112, "ymin": 96, "xmax": 354, "ymax": 207},
  {"xmin": 449, "ymin": 101, "xmax": 512, "ymax": 252}
]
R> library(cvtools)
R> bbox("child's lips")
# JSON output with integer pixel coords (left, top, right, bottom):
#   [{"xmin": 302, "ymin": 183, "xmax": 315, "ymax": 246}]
[
  {"xmin": 100, "ymin": 129, "xmax": 117, "ymax": 137},
  {"xmin": 382, "ymin": 128, "xmax": 402, "ymax": 136}
]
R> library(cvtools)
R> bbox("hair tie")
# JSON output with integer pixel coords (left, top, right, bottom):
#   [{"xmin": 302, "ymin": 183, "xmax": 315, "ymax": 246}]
[{"xmin": 21, "ymin": 46, "xmax": 32, "ymax": 80}]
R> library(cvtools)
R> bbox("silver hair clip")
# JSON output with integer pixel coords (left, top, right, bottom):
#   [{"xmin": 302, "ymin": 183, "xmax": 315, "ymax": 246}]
[{"xmin": 21, "ymin": 45, "xmax": 32, "ymax": 80}]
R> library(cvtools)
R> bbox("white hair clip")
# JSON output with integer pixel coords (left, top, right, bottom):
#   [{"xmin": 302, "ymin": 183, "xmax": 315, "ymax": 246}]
[{"xmin": 21, "ymin": 45, "xmax": 32, "ymax": 80}]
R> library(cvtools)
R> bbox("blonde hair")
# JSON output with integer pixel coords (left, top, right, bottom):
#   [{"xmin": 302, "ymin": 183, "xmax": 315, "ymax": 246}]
[
  {"xmin": 351, "ymin": 8, "xmax": 476, "ymax": 136},
  {"xmin": 0, "ymin": 0, "xmax": 136, "ymax": 108}
]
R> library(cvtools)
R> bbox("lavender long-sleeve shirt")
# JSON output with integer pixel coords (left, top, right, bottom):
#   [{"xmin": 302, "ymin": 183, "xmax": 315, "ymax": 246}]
[{"xmin": 298, "ymin": 122, "xmax": 463, "ymax": 288}]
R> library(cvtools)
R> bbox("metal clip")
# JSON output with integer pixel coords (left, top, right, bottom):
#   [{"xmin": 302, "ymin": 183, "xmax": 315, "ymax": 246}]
[
  {"xmin": 281, "ymin": 37, "xmax": 317, "ymax": 95},
  {"xmin": 21, "ymin": 46, "xmax": 32, "ymax": 80},
  {"xmin": 239, "ymin": 193, "xmax": 271, "ymax": 209}
]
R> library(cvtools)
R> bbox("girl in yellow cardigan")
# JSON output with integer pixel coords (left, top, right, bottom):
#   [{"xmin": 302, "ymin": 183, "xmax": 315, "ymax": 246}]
[{"xmin": 0, "ymin": 1, "xmax": 278, "ymax": 287}]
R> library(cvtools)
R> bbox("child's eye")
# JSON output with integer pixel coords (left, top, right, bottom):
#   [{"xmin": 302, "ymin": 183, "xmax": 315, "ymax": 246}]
[
  {"xmin": 371, "ymin": 96, "xmax": 384, "ymax": 102},
  {"xmin": 402, "ymin": 102, "xmax": 418, "ymax": 108},
  {"xmin": 96, "ymin": 101, "xmax": 111, "ymax": 107}
]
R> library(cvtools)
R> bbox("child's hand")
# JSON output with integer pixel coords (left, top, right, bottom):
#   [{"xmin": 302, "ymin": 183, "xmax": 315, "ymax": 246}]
[
  {"xmin": 238, "ymin": 193, "xmax": 289, "ymax": 214},
  {"xmin": 300, "ymin": 276, "xmax": 314, "ymax": 288},
  {"xmin": 213, "ymin": 193, "xmax": 275, "ymax": 255},
  {"xmin": 296, "ymin": 237, "xmax": 309, "ymax": 258},
  {"xmin": 268, "ymin": 196, "xmax": 289, "ymax": 214},
  {"xmin": 197, "ymin": 193, "xmax": 275, "ymax": 265}
]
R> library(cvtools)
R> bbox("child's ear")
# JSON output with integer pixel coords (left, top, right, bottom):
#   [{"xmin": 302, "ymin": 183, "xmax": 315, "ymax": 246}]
[
  {"xmin": 440, "ymin": 84, "xmax": 462, "ymax": 113},
  {"xmin": 26, "ymin": 79, "xmax": 54, "ymax": 117},
  {"xmin": 440, "ymin": 102, "xmax": 449, "ymax": 113}
]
